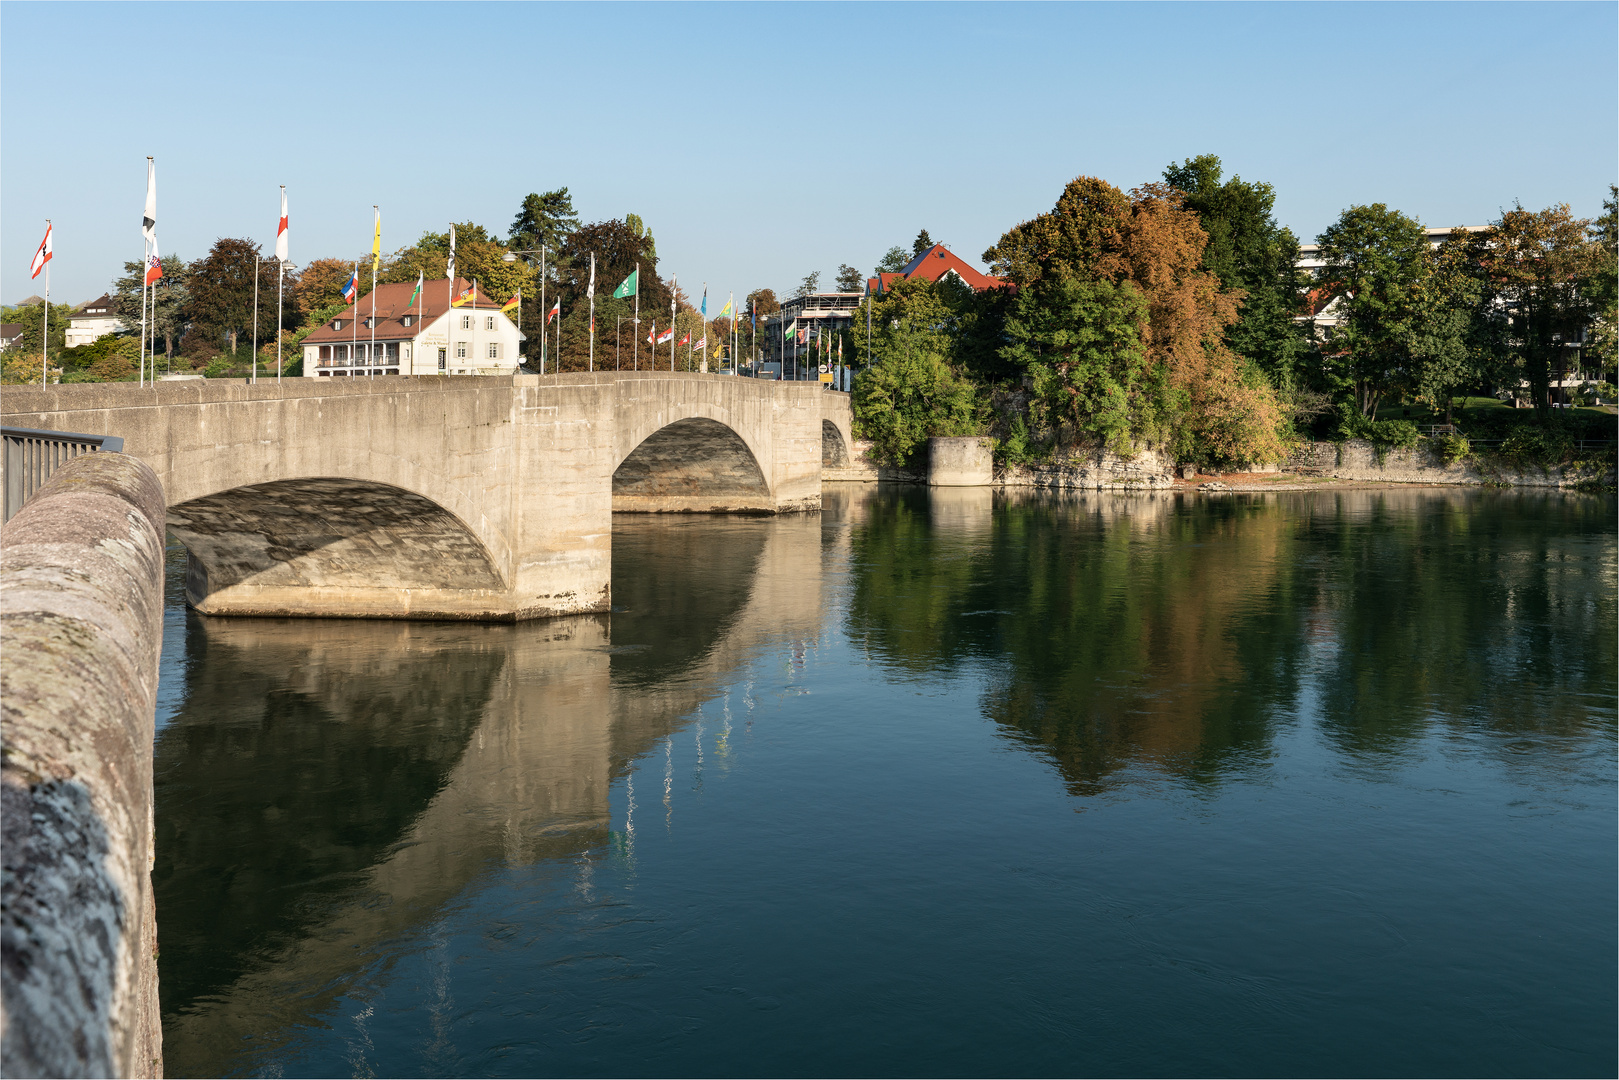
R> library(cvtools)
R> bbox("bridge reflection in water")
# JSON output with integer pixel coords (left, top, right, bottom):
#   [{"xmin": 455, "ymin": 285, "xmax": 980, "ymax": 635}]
[{"xmin": 153, "ymin": 486, "xmax": 1616, "ymax": 1079}]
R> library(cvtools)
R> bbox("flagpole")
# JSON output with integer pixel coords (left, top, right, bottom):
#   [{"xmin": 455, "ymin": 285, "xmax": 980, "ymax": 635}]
[
  {"xmin": 587, "ymin": 253, "xmax": 595, "ymax": 373},
  {"xmin": 252, "ymin": 256, "xmax": 260, "ymax": 384},
  {"xmin": 369, "ymin": 206, "xmax": 378, "ymax": 380},
  {"xmin": 701, "ymin": 283, "xmax": 707, "ymax": 373},
  {"xmin": 447, "ymin": 224, "xmax": 455, "ymax": 378},
  {"xmin": 472, "ymin": 278, "xmax": 478, "ymax": 375},
  {"xmin": 670, "ymin": 277, "xmax": 676, "ymax": 372},
  {"xmin": 139, "ymin": 241, "xmax": 149, "ymax": 389},
  {"xmin": 539, "ymin": 243, "xmax": 546, "ymax": 375},
  {"xmin": 351, "ymin": 261, "xmax": 358, "ymax": 375},
  {"xmin": 276, "ymin": 259, "xmax": 285, "ymax": 383},
  {"xmin": 633, "ymin": 262, "xmax": 639, "ymax": 372},
  {"xmin": 41, "ymin": 228, "xmax": 50, "ymax": 388}
]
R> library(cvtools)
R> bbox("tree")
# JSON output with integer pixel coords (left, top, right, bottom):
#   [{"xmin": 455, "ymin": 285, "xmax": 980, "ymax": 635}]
[
  {"xmin": 835, "ymin": 264, "xmax": 864, "ymax": 292},
  {"xmin": 1467, "ymin": 202, "xmax": 1603, "ymax": 411},
  {"xmin": 1584, "ymin": 186, "xmax": 1616, "ymax": 381},
  {"xmin": 1163, "ymin": 154, "xmax": 1308, "ymax": 387},
  {"xmin": 796, "ymin": 271, "xmax": 822, "ymax": 297},
  {"xmin": 745, "ymin": 288, "xmax": 781, "ymax": 316},
  {"xmin": 188, "ymin": 239, "xmax": 295, "ymax": 355},
  {"xmin": 509, "ymin": 188, "xmax": 579, "ymax": 254},
  {"xmin": 294, "ymin": 258, "xmax": 353, "ymax": 315},
  {"xmin": 113, "ymin": 255, "xmax": 190, "ymax": 360},
  {"xmin": 1313, "ymin": 204, "xmax": 1431, "ymax": 417},
  {"xmin": 912, "ymin": 229, "xmax": 934, "ymax": 257},
  {"xmin": 1403, "ymin": 234, "xmax": 1487, "ymax": 422},
  {"xmin": 0, "ymin": 299, "xmax": 75, "ymax": 357},
  {"xmin": 876, "ymin": 247, "xmax": 909, "ymax": 274},
  {"xmin": 548, "ymin": 218, "xmax": 669, "ymax": 372}
]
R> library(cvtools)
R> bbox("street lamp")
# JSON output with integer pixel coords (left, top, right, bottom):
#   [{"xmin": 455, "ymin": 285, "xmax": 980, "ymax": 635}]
[{"xmin": 503, "ymin": 246, "xmax": 547, "ymax": 371}]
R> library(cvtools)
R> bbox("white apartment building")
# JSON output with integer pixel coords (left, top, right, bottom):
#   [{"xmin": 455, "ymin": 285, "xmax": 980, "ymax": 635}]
[
  {"xmin": 65, "ymin": 293, "xmax": 126, "ymax": 347},
  {"xmin": 300, "ymin": 277, "xmax": 522, "ymax": 377}
]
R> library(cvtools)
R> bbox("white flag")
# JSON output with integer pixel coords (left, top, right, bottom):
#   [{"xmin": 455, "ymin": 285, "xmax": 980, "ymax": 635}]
[
  {"xmin": 30, "ymin": 222, "xmax": 52, "ymax": 279},
  {"xmin": 142, "ymin": 160, "xmax": 156, "ymax": 245},
  {"xmin": 446, "ymin": 224, "xmax": 456, "ymax": 279},
  {"xmin": 275, "ymin": 187, "xmax": 288, "ymax": 261},
  {"xmin": 588, "ymin": 253, "xmax": 596, "ymax": 295}
]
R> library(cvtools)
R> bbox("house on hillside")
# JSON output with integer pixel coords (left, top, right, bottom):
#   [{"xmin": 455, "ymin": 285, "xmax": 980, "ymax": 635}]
[
  {"xmin": 300, "ymin": 278, "xmax": 522, "ymax": 377},
  {"xmin": 865, "ymin": 244, "xmax": 1008, "ymax": 296},
  {"xmin": 0, "ymin": 324, "xmax": 22, "ymax": 351},
  {"xmin": 65, "ymin": 293, "xmax": 127, "ymax": 347}
]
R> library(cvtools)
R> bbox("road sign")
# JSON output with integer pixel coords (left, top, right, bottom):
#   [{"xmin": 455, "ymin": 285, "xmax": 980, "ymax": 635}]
[{"xmin": 819, "ymin": 373, "xmax": 834, "ymax": 383}]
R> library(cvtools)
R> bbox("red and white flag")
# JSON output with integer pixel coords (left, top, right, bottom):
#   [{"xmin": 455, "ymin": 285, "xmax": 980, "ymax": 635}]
[
  {"xmin": 145, "ymin": 240, "xmax": 163, "ymax": 285},
  {"xmin": 29, "ymin": 223, "xmax": 52, "ymax": 279},
  {"xmin": 693, "ymin": 337, "xmax": 707, "ymax": 350},
  {"xmin": 275, "ymin": 187, "xmax": 288, "ymax": 261},
  {"xmin": 677, "ymin": 332, "xmax": 691, "ymax": 347},
  {"xmin": 657, "ymin": 327, "xmax": 674, "ymax": 345},
  {"xmin": 142, "ymin": 160, "xmax": 156, "ymax": 246},
  {"xmin": 647, "ymin": 322, "xmax": 656, "ymax": 345},
  {"xmin": 546, "ymin": 298, "xmax": 561, "ymax": 324}
]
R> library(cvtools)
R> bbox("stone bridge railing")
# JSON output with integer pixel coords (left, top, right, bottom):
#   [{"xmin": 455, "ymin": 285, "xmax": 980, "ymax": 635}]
[{"xmin": 1, "ymin": 452, "xmax": 166, "ymax": 1078}]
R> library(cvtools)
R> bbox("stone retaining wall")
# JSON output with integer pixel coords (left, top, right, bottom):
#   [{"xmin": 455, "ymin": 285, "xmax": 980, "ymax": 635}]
[
  {"xmin": 1, "ymin": 453, "xmax": 166, "ymax": 1078},
  {"xmin": 1287, "ymin": 439, "xmax": 1616, "ymax": 488},
  {"xmin": 824, "ymin": 440, "xmax": 1175, "ymax": 490}
]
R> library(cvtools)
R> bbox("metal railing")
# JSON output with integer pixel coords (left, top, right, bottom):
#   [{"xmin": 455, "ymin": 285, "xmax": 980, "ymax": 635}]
[{"xmin": 2, "ymin": 427, "xmax": 125, "ymax": 524}]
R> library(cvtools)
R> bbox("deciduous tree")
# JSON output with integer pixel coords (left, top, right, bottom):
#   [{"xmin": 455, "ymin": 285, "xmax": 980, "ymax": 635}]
[
  {"xmin": 835, "ymin": 264, "xmax": 864, "ymax": 292},
  {"xmin": 112, "ymin": 254, "xmax": 190, "ymax": 360}
]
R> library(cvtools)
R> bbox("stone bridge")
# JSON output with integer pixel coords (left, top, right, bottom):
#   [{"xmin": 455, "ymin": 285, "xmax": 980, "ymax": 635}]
[{"xmin": 1, "ymin": 373, "xmax": 857, "ymax": 622}]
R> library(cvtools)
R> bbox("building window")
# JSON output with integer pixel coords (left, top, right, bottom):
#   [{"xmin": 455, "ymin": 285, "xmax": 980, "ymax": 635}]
[
  {"xmin": 456, "ymin": 342, "xmax": 467, "ymax": 359},
  {"xmin": 485, "ymin": 316, "xmax": 495, "ymax": 331},
  {"xmin": 487, "ymin": 342, "xmax": 500, "ymax": 360},
  {"xmin": 402, "ymin": 315, "xmax": 413, "ymax": 327},
  {"xmin": 334, "ymin": 344, "xmax": 348, "ymax": 361},
  {"xmin": 319, "ymin": 345, "xmax": 331, "ymax": 361},
  {"xmin": 461, "ymin": 315, "xmax": 471, "ymax": 330},
  {"xmin": 438, "ymin": 348, "xmax": 446, "ymax": 370},
  {"xmin": 385, "ymin": 343, "xmax": 400, "ymax": 361},
  {"xmin": 332, "ymin": 319, "xmax": 343, "ymax": 331}
]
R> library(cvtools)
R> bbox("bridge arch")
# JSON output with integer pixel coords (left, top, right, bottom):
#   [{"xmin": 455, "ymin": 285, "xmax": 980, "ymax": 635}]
[
  {"xmin": 612, "ymin": 416, "xmax": 774, "ymax": 513},
  {"xmin": 168, "ymin": 477, "xmax": 512, "ymax": 619},
  {"xmin": 822, "ymin": 419, "xmax": 850, "ymax": 468}
]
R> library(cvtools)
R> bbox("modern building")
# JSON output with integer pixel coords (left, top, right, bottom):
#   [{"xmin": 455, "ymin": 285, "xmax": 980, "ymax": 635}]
[
  {"xmin": 865, "ymin": 243, "xmax": 1007, "ymax": 296},
  {"xmin": 64, "ymin": 294, "xmax": 126, "ymax": 347},
  {"xmin": 299, "ymin": 278, "xmax": 522, "ymax": 377},
  {"xmin": 759, "ymin": 292, "xmax": 861, "ymax": 377}
]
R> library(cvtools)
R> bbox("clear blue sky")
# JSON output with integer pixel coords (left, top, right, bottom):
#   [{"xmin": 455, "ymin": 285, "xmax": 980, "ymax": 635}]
[{"xmin": 4, "ymin": 1, "xmax": 1614, "ymax": 305}]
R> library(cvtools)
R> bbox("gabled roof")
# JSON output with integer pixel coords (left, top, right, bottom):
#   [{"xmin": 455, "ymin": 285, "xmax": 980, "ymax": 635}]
[
  {"xmin": 866, "ymin": 244, "xmax": 1007, "ymax": 295},
  {"xmin": 301, "ymin": 278, "xmax": 513, "ymax": 344},
  {"xmin": 72, "ymin": 293, "xmax": 117, "ymax": 317}
]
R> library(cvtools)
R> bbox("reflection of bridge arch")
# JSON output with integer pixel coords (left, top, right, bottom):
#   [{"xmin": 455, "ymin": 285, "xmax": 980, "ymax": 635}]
[{"xmin": 168, "ymin": 477, "xmax": 509, "ymax": 618}]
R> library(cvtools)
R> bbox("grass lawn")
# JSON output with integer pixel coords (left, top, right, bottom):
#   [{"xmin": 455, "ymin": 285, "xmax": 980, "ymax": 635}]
[{"xmin": 1373, "ymin": 396, "xmax": 1614, "ymax": 424}]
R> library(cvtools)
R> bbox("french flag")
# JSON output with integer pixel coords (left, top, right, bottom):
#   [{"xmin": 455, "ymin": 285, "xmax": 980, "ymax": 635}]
[{"xmin": 341, "ymin": 268, "xmax": 358, "ymax": 302}]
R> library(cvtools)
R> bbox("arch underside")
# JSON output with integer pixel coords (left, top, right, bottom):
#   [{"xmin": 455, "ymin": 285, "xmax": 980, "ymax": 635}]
[
  {"xmin": 612, "ymin": 417, "xmax": 774, "ymax": 513},
  {"xmin": 822, "ymin": 419, "xmax": 849, "ymax": 468},
  {"xmin": 168, "ymin": 478, "xmax": 513, "ymax": 620}
]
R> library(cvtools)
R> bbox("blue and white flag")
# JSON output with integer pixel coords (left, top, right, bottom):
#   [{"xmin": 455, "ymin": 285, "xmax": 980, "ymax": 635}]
[{"xmin": 341, "ymin": 265, "xmax": 359, "ymax": 302}]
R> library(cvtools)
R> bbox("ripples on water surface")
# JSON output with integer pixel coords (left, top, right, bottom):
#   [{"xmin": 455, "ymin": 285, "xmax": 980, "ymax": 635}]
[{"xmin": 152, "ymin": 487, "xmax": 1617, "ymax": 1078}]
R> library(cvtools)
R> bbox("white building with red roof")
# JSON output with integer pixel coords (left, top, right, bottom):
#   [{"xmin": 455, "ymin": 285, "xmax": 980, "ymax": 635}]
[{"xmin": 299, "ymin": 277, "xmax": 522, "ymax": 377}]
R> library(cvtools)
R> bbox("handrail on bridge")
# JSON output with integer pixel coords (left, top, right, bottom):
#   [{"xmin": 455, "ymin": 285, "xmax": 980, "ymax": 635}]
[{"xmin": 2, "ymin": 426, "xmax": 125, "ymax": 523}]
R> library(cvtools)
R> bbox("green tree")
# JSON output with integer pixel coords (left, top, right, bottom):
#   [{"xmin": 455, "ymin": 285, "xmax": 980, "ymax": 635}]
[
  {"xmin": 875, "ymin": 246, "xmax": 909, "ymax": 274},
  {"xmin": 835, "ymin": 263, "xmax": 864, "ymax": 292},
  {"xmin": 1313, "ymin": 204, "xmax": 1431, "ymax": 417},
  {"xmin": 188, "ymin": 239, "xmax": 295, "ymax": 356},
  {"xmin": 1002, "ymin": 276, "xmax": 1155, "ymax": 449},
  {"xmin": 549, "ymin": 218, "xmax": 669, "ymax": 372},
  {"xmin": 509, "ymin": 188, "xmax": 579, "ymax": 254},
  {"xmin": 911, "ymin": 229, "xmax": 934, "ymax": 257},
  {"xmin": 1582, "ymin": 185, "xmax": 1616, "ymax": 380},
  {"xmin": 1403, "ymin": 234, "xmax": 1488, "ymax": 422},
  {"xmin": 796, "ymin": 271, "xmax": 822, "ymax": 297},
  {"xmin": 0, "ymin": 299, "xmax": 75, "ymax": 357},
  {"xmin": 850, "ymin": 276, "xmax": 985, "ymax": 463},
  {"xmin": 1163, "ymin": 155, "xmax": 1308, "ymax": 387},
  {"xmin": 113, "ymin": 255, "xmax": 190, "ymax": 360}
]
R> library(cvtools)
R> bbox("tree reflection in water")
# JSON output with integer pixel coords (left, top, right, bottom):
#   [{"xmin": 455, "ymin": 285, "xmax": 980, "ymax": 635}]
[{"xmin": 845, "ymin": 486, "xmax": 1616, "ymax": 794}]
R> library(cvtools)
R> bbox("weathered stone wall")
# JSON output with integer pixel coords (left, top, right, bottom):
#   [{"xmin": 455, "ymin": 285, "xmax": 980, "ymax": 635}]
[
  {"xmin": 1, "ymin": 453, "xmax": 166, "ymax": 1078},
  {"xmin": 927, "ymin": 437, "xmax": 993, "ymax": 486},
  {"xmin": 1287, "ymin": 439, "xmax": 1616, "ymax": 488},
  {"xmin": 997, "ymin": 446, "xmax": 1175, "ymax": 490}
]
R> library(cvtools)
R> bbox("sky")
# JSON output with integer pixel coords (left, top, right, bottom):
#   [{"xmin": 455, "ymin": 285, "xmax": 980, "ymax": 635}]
[{"xmin": 3, "ymin": 1, "xmax": 1614, "ymax": 306}]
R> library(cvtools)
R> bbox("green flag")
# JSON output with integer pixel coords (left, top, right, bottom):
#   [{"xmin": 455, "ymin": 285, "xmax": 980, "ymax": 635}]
[
  {"xmin": 406, "ymin": 271, "xmax": 422, "ymax": 310},
  {"xmin": 612, "ymin": 269, "xmax": 637, "ymax": 299}
]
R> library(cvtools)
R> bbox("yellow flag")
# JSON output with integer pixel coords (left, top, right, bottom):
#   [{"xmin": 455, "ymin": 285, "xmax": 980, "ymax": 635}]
[{"xmin": 371, "ymin": 207, "xmax": 381, "ymax": 275}]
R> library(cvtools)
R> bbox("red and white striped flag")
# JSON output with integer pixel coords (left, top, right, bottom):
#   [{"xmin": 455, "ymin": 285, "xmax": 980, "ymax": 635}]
[
  {"xmin": 29, "ymin": 223, "xmax": 52, "ymax": 279},
  {"xmin": 275, "ymin": 187, "xmax": 288, "ymax": 261},
  {"xmin": 546, "ymin": 298, "xmax": 561, "ymax": 324}
]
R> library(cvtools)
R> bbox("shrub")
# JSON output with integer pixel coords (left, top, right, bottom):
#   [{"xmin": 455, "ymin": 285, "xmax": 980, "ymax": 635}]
[
  {"xmin": 1434, "ymin": 433, "xmax": 1471, "ymax": 465},
  {"xmin": 1498, "ymin": 426, "xmax": 1575, "ymax": 470}
]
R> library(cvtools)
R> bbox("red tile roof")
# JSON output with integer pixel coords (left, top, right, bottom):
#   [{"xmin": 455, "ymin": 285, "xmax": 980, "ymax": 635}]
[
  {"xmin": 866, "ymin": 245, "xmax": 1007, "ymax": 295},
  {"xmin": 302, "ymin": 278, "xmax": 511, "ymax": 344}
]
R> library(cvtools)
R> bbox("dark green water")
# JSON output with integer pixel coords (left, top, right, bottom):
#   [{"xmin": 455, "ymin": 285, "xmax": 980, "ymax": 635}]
[{"xmin": 153, "ymin": 486, "xmax": 1617, "ymax": 1078}]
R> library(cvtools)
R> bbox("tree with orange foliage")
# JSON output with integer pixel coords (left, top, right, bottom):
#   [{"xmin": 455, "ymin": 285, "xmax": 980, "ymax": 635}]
[{"xmin": 986, "ymin": 176, "xmax": 1292, "ymax": 464}]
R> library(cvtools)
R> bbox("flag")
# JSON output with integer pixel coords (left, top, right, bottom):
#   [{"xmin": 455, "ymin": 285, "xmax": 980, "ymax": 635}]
[
  {"xmin": 693, "ymin": 337, "xmax": 706, "ymax": 350},
  {"xmin": 371, "ymin": 207, "xmax": 382, "ymax": 276},
  {"xmin": 446, "ymin": 224, "xmax": 456, "ymax": 279},
  {"xmin": 275, "ymin": 187, "xmax": 288, "ymax": 261},
  {"xmin": 546, "ymin": 298, "xmax": 561, "ymax": 324},
  {"xmin": 678, "ymin": 332, "xmax": 691, "ymax": 346},
  {"xmin": 797, "ymin": 328, "xmax": 807, "ymax": 344},
  {"xmin": 341, "ymin": 266, "xmax": 359, "ymax": 302},
  {"xmin": 501, "ymin": 292, "xmax": 520, "ymax": 314},
  {"xmin": 647, "ymin": 323, "xmax": 656, "ymax": 345},
  {"xmin": 612, "ymin": 269, "xmax": 637, "ymax": 299},
  {"xmin": 657, "ymin": 328, "xmax": 675, "ymax": 345},
  {"xmin": 452, "ymin": 285, "xmax": 479, "ymax": 308},
  {"xmin": 142, "ymin": 159, "xmax": 156, "ymax": 245},
  {"xmin": 783, "ymin": 318, "xmax": 794, "ymax": 338},
  {"xmin": 29, "ymin": 223, "xmax": 52, "ymax": 279},
  {"xmin": 407, "ymin": 271, "xmax": 423, "ymax": 311},
  {"xmin": 717, "ymin": 296, "xmax": 733, "ymax": 319},
  {"xmin": 145, "ymin": 242, "xmax": 163, "ymax": 285},
  {"xmin": 700, "ymin": 287, "xmax": 707, "ymax": 317}
]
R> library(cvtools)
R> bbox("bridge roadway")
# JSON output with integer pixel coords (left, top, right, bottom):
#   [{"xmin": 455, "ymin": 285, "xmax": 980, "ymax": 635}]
[{"xmin": 0, "ymin": 372, "xmax": 857, "ymax": 621}]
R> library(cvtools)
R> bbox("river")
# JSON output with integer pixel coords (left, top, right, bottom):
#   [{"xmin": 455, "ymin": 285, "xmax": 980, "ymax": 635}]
[{"xmin": 152, "ymin": 485, "xmax": 1617, "ymax": 1078}]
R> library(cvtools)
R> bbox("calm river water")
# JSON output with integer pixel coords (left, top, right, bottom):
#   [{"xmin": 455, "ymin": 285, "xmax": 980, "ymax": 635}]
[{"xmin": 153, "ymin": 486, "xmax": 1617, "ymax": 1078}]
